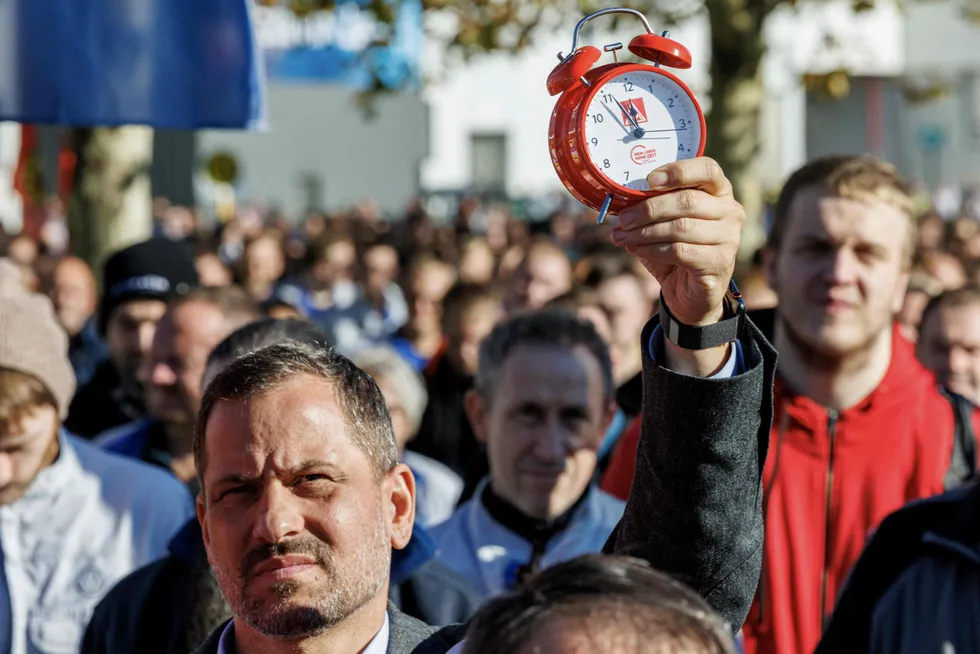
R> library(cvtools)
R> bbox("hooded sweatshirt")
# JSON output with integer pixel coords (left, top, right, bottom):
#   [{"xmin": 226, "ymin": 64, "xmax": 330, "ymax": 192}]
[{"xmin": 741, "ymin": 325, "xmax": 956, "ymax": 654}]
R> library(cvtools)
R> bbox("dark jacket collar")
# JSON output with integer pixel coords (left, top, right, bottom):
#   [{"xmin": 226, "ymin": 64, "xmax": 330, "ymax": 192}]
[
  {"xmin": 616, "ymin": 371, "xmax": 642, "ymax": 418},
  {"xmin": 479, "ymin": 482, "xmax": 593, "ymax": 586},
  {"xmin": 748, "ymin": 307, "xmax": 776, "ymax": 343},
  {"xmin": 168, "ymin": 517, "xmax": 206, "ymax": 565},
  {"xmin": 922, "ymin": 479, "xmax": 980, "ymax": 561},
  {"xmin": 480, "ymin": 482, "xmax": 591, "ymax": 545}
]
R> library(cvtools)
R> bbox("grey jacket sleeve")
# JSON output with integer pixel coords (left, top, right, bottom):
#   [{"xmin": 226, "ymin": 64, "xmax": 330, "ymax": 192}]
[{"xmin": 603, "ymin": 315, "xmax": 777, "ymax": 631}]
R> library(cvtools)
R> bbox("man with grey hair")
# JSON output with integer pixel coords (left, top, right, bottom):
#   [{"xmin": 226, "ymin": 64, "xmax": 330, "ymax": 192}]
[
  {"xmin": 429, "ymin": 309, "xmax": 626, "ymax": 599},
  {"xmin": 188, "ymin": 158, "xmax": 776, "ymax": 654},
  {"xmin": 354, "ymin": 346, "xmax": 464, "ymax": 528}
]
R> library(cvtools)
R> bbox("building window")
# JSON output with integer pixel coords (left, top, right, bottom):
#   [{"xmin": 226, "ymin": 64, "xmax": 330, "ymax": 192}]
[{"xmin": 471, "ymin": 133, "xmax": 507, "ymax": 195}]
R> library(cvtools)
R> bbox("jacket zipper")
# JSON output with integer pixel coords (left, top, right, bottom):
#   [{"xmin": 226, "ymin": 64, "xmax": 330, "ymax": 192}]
[{"xmin": 820, "ymin": 409, "xmax": 839, "ymax": 630}]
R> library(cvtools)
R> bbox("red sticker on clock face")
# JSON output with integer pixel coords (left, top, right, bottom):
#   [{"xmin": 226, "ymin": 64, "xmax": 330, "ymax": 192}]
[
  {"xmin": 630, "ymin": 144, "xmax": 658, "ymax": 166},
  {"xmin": 619, "ymin": 98, "xmax": 648, "ymax": 124}
]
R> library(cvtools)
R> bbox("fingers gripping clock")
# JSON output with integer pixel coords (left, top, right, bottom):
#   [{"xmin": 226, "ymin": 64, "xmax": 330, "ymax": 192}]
[{"xmin": 547, "ymin": 8, "xmax": 706, "ymax": 224}]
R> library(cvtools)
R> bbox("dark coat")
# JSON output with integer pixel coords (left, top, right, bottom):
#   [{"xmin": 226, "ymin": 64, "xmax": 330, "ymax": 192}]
[
  {"xmin": 64, "ymin": 358, "xmax": 146, "ymax": 438},
  {"xmin": 817, "ymin": 479, "xmax": 980, "ymax": 654},
  {"xmin": 409, "ymin": 353, "xmax": 486, "ymax": 503},
  {"xmin": 191, "ymin": 314, "xmax": 778, "ymax": 653}
]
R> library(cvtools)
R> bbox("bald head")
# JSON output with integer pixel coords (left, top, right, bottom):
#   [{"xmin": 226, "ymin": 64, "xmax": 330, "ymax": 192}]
[{"xmin": 50, "ymin": 257, "xmax": 98, "ymax": 336}]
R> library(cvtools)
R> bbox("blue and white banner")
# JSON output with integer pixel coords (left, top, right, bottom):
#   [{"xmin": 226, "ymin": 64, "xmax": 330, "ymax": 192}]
[
  {"xmin": 0, "ymin": 0, "xmax": 267, "ymax": 129},
  {"xmin": 253, "ymin": 0, "xmax": 423, "ymax": 90}
]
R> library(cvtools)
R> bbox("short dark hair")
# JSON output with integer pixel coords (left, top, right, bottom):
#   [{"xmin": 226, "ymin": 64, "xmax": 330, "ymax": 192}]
[
  {"xmin": 475, "ymin": 309, "xmax": 613, "ymax": 401},
  {"xmin": 463, "ymin": 554, "xmax": 735, "ymax": 654},
  {"xmin": 195, "ymin": 342, "xmax": 398, "ymax": 494},
  {"xmin": 206, "ymin": 318, "xmax": 331, "ymax": 372},
  {"xmin": 919, "ymin": 285, "xmax": 980, "ymax": 333}
]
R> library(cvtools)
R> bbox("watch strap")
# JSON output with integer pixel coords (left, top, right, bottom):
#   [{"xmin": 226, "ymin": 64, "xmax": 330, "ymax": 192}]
[{"xmin": 659, "ymin": 280, "xmax": 744, "ymax": 350}]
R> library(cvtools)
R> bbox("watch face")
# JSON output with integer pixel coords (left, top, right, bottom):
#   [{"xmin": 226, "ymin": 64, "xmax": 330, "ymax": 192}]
[{"xmin": 583, "ymin": 70, "xmax": 703, "ymax": 191}]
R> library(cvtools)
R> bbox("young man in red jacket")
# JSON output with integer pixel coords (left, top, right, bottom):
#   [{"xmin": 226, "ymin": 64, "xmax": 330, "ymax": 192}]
[{"xmin": 740, "ymin": 156, "xmax": 971, "ymax": 654}]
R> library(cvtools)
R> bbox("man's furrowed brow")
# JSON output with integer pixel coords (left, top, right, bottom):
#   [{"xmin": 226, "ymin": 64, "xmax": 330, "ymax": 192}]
[
  {"xmin": 286, "ymin": 459, "xmax": 345, "ymax": 477},
  {"xmin": 210, "ymin": 459, "xmax": 345, "ymax": 489}
]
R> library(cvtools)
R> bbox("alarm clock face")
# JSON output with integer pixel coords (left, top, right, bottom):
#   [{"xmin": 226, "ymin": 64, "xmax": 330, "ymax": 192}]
[{"xmin": 582, "ymin": 70, "xmax": 703, "ymax": 192}]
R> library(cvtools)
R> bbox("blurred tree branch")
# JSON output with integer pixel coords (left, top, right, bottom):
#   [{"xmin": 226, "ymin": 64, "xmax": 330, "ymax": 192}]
[{"xmin": 268, "ymin": 0, "xmax": 895, "ymax": 254}]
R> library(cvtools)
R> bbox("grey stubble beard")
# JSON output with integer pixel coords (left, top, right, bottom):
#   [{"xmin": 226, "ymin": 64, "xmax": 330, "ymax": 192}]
[{"xmin": 214, "ymin": 503, "xmax": 392, "ymax": 640}]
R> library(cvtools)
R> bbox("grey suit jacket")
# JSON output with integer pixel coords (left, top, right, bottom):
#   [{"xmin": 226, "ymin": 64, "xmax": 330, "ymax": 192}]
[
  {"xmin": 189, "ymin": 603, "xmax": 463, "ymax": 654},
  {"xmin": 192, "ymin": 315, "xmax": 777, "ymax": 654}
]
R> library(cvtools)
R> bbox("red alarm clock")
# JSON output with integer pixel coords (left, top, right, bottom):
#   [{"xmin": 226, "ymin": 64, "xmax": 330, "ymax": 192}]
[{"xmin": 547, "ymin": 8, "xmax": 706, "ymax": 224}]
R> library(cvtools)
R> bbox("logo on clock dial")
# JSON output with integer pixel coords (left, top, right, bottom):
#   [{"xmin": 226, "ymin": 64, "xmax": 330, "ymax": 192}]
[
  {"xmin": 630, "ymin": 144, "xmax": 658, "ymax": 165},
  {"xmin": 619, "ymin": 98, "xmax": 648, "ymax": 125}
]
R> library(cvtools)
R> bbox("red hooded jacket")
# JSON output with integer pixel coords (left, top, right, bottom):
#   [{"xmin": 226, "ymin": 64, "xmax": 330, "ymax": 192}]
[{"xmin": 741, "ymin": 327, "xmax": 957, "ymax": 654}]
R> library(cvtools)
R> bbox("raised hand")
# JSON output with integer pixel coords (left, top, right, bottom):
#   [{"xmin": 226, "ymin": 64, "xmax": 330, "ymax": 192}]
[{"xmin": 610, "ymin": 157, "xmax": 743, "ymax": 327}]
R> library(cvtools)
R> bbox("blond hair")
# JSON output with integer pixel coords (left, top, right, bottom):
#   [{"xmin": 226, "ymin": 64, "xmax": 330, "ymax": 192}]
[{"xmin": 770, "ymin": 156, "xmax": 916, "ymax": 268}]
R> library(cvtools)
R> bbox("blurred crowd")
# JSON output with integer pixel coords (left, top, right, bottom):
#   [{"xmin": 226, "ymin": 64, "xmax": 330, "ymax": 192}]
[
  {"xmin": 6, "ymin": 154, "xmax": 980, "ymax": 654},
  {"xmin": 0, "ymin": 191, "xmax": 693, "ymax": 654},
  {"xmin": 1, "ymin": 194, "xmax": 674, "ymax": 460}
]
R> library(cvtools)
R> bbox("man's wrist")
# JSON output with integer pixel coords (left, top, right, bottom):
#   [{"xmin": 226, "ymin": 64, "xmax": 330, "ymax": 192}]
[
  {"xmin": 674, "ymin": 303, "xmax": 725, "ymax": 327},
  {"xmin": 659, "ymin": 280, "xmax": 744, "ymax": 357},
  {"xmin": 663, "ymin": 338, "xmax": 732, "ymax": 377},
  {"xmin": 649, "ymin": 324, "xmax": 742, "ymax": 378}
]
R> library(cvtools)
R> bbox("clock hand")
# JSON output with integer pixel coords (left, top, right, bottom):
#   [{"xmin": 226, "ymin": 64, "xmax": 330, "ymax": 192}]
[
  {"xmin": 610, "ymin": 95, "xmax": 645, "ymax": 137},
  {"xmin": 600, "ymin": 102, "xmax": 632, "ymax": 135},
  {"xmin": 619, "ymin": 135, "xmax": 670, "ymax": 142},
  {"xmin": 627, "ymin": 99, "xmax": 642, "ymax": 126},
  {"xmin": 621, "ymin": 129, "xmax": 689, "ymax": 143},
  {"xmin": 628, "ymin": 105, "xmax": 646, "ymax": 139},
  {"xmin": 609, "ymin": 94, "xmax": 638, "ymax": 129}
]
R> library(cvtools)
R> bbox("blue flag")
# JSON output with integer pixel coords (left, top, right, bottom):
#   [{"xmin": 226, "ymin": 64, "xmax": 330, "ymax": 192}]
[{"xmin": 0, "ymin": 0, "xmax": 267, "ymax": 129}]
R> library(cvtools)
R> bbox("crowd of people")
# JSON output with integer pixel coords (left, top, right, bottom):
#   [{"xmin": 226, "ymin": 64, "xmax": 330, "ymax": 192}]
[{"xmin": 1, "ymin": 152, "xmax": 979, "ymax": 654}]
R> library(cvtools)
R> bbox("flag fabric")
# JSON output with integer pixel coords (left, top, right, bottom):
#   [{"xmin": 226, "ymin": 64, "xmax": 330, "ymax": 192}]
[
  {"xmin": 0, "ymin": 0, "xmax": 267, "ymax": 129},
  {"xmin": 255, "ymin": 0, "xmax": 423, "ymax": 90}
]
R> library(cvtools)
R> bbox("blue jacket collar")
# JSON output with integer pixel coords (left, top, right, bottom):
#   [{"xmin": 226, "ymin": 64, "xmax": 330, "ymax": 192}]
[{"xmin": 390, "ymin": 523, "xmax": 437, "ymax": 585}]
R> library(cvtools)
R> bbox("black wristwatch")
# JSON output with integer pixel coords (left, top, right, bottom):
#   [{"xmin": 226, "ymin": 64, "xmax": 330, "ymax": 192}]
[{"xmin": 659, "ymin": 279, "xmax": 745, "ymax": 350}]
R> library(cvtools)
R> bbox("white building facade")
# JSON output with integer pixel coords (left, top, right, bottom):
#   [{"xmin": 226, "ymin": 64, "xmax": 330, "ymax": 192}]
[{"xmin": 420, "ymin": 0, "xmax": 980, "ymax": 200}]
